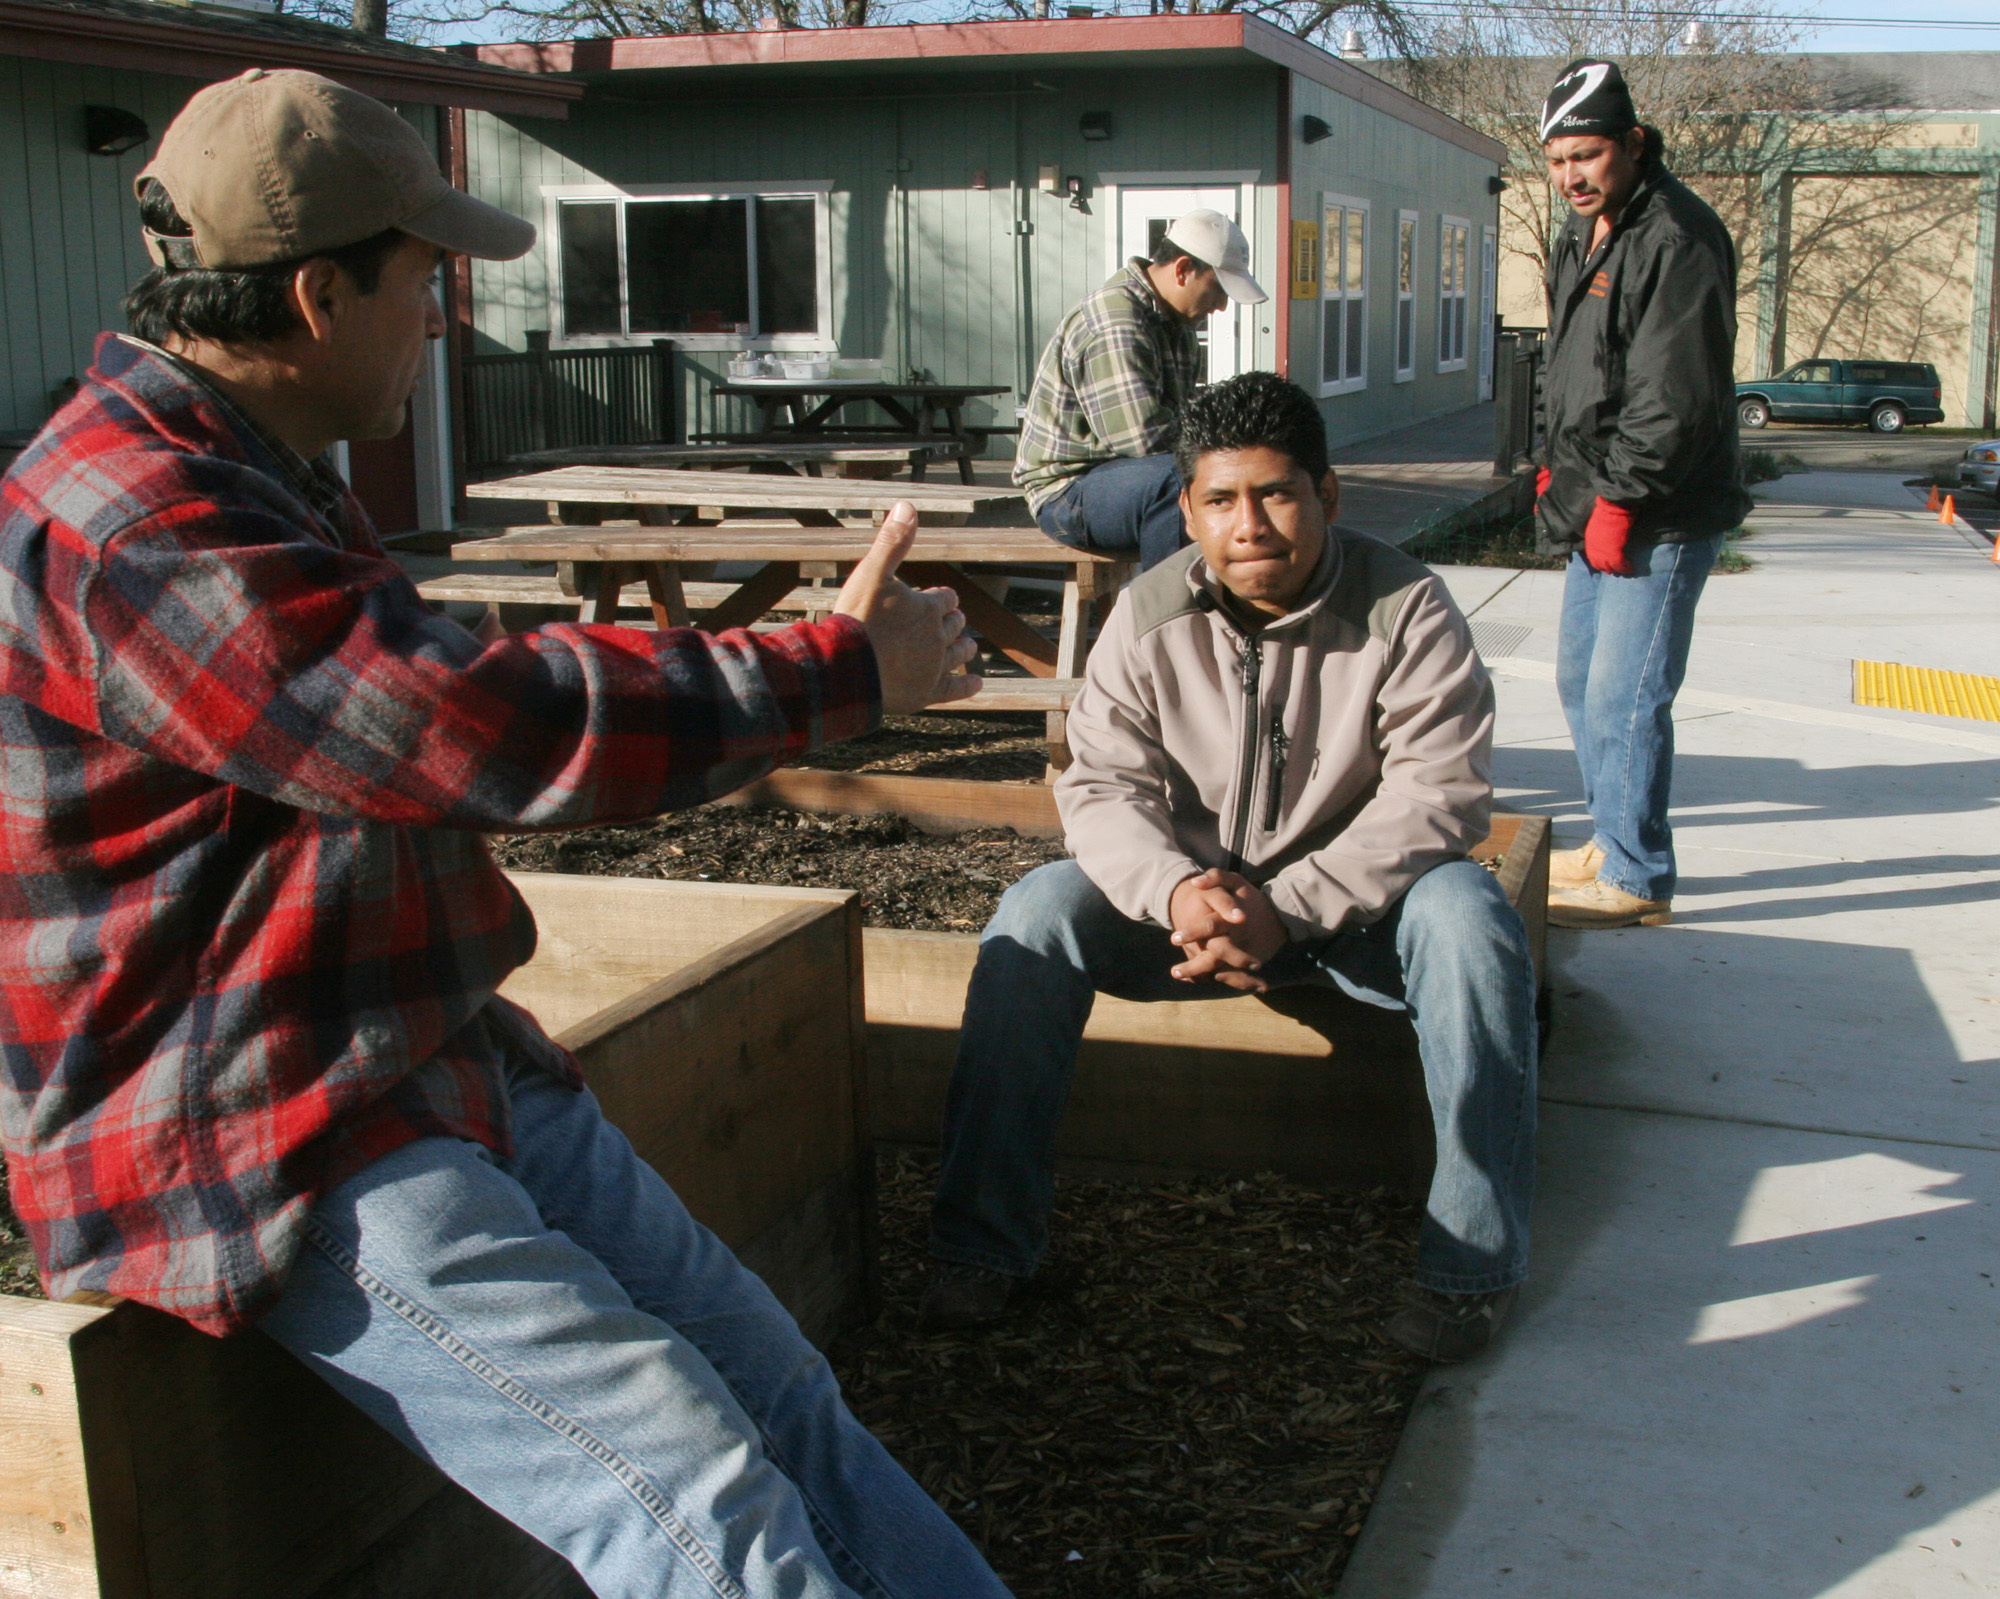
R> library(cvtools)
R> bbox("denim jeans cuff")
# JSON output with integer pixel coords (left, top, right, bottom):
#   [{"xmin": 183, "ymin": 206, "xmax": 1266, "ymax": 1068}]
[
  {"xmin": 1413, "ymin": 1266, "xmax": 1527, "ymax": 1295},
  {"xmin": 927, "ymin": 1242, "xmax": 1039, "ymax": 1279}
]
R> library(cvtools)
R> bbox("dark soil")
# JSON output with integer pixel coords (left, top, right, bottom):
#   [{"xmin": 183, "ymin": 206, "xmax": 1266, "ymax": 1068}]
[
  {"xmin": 491, "ymin": 716, "xmax": 1069, "ymax": 932},
  {"xmin": 832, "ymin": 1152, "xmax": 1426, "ymax": 1598},
  {"xmin": 790, "ymin": 711, "xmax": 1051, "ymax": 782}
]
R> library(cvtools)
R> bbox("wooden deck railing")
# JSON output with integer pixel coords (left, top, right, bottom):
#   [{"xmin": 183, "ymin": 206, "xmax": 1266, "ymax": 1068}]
[{"xmin": 462, "ymin": 333, "xmax": 678, "ymax": 476}]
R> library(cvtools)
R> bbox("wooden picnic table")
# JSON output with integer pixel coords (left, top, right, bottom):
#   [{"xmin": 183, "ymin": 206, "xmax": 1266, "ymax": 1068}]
[
  {"xmin": 465, "ymin": 465, "xmax": 1020, "ymax": 527},
  {"xmin": 501, "ymin": 441, "xmax": 966, "ymax": 480},
  {"xmin": 450, "ymin": 525, "xmax": 1130, "ymax": 681},
  {"xmin": 710, "ymin": 380, "xmax": 1008, "ymax": 485}
]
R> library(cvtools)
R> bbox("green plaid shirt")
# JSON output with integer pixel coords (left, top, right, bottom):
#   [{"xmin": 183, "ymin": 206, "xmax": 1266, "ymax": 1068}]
[{"xmin": 1014, "ymin": 260, "xmax": 1202, "ymax": 512}]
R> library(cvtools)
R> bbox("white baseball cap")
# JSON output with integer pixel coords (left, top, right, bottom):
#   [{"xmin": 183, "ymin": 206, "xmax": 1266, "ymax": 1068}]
[{"xmin": 1164, "ymin": 209, "xmax": 1267, "ymax": 304}]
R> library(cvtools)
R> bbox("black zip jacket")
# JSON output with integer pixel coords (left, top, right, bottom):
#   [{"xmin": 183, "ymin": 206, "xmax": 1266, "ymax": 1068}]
[{"xmin": 1535, "ymin": 164, "xmax": 1752, "ymax": 552}]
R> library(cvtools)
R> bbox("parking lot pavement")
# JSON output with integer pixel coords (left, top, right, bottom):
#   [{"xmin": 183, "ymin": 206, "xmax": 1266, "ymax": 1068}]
[
  {"xmin": 1350, "ymin": 474, "xmax": 2000, "ymax": 1599},
  {"xmin": 1743, "ymin": 425, "xmax": 1979, "ymax": 476}
]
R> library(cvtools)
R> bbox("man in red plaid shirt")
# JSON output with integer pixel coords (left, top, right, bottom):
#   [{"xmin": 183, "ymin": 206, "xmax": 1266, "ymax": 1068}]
[{"xmin": 0, "ymin": 69, "xmax": 1011, "ymax": 1599}]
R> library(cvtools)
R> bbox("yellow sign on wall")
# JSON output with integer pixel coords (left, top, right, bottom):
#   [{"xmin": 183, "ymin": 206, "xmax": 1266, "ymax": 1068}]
[{"xmin": 1291, "ymin": 219, "xmax": 1320, "ymax": 300}]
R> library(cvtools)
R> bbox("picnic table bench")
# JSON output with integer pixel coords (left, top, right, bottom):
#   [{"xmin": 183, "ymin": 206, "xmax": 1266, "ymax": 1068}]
[
  {"xmin": 501, "ymin": 441, "xmax": 967, "ymax": 480},
  {"xmin": 465, "ymin": 465, "xmax": 1020, "ymax": 529},
  {"xmin": 413, "ymin": 568, "xmax": 1080, "ymax": 714},
  {"xmin": 710, "ymin": 379, "xmax": 1008, "ymax": 485},
  {"xmin": 449, "ymin": 524, "xmax": 1129, "ymax": 683}
]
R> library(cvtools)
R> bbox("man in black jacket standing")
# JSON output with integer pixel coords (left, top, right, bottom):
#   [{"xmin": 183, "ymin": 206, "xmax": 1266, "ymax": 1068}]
[{"xmin": 1533, "ymin": 59, "xmax": 1751, "ymax": 929}]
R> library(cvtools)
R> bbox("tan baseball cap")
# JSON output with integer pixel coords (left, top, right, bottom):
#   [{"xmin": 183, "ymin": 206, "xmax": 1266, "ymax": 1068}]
[
  {"xmin": 137, "ymin": 68, "xmax": 535, "ymax": 269},
  {"xmin": 1164, "ymin": 209, "xmax": 1267, "ymax": 305}
]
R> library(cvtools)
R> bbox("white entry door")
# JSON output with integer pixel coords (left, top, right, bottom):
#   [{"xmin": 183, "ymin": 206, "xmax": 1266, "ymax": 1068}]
[
  {"xmin": 1117, "ymin": 185, "xmax": 1244, "ymax": 383},
  {"xmin": 1478, "ymin": 224, "xmax": 1498, "ymax": 401}
]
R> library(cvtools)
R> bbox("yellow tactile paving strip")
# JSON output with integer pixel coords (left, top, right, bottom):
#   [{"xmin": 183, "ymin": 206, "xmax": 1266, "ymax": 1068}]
[{"xmin": 1853, "ymin": 660, "xmax": 2000, "ymax": 723}]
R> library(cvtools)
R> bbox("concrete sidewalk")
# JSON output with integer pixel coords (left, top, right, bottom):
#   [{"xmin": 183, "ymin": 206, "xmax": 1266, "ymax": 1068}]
[
  {"xmin": 1340, "ymin": 473, "xmax": 2000, "ymax": 1597},
  {"xmin": 1327, "ymin": 401, "xmax": 1528, "ymax": 548}
]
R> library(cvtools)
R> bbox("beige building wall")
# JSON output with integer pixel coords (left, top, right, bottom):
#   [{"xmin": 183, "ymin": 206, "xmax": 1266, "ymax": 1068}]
[
  {"xmin": 1780, "ymin": 174, "xmax": 1979, "ymax": 420},
  {"xmin": 1493, "ymin": 172, "xmax": 1983, "ymax": 424}
]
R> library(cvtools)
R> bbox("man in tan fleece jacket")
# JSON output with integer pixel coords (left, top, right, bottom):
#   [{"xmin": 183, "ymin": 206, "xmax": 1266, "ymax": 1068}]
[{"xmin": 924, "ymin": 373, "xmax": 1537, "ymax": 1363}]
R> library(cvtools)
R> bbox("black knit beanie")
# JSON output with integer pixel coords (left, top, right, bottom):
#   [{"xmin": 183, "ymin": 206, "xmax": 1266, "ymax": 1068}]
[{"xmin": 1539, "ymin": 59, "xmax": 1639, "ymax": 143}]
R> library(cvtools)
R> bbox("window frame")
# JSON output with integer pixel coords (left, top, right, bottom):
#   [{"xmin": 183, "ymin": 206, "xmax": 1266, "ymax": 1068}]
[
  {"xmin": 1394, "ymin": 209, "xmax": 1418, "ymax": 384},
  {"xmin": 1318, "ymin": 193, "xmax": 1369, "ymax": 398},
  {"xmin": 540, "ymin": 181, "xmax": 835, "ymax": 351},
  {"xmin": 1437, "ymin": 214, "xmax": 1470, "ymax": 373}
]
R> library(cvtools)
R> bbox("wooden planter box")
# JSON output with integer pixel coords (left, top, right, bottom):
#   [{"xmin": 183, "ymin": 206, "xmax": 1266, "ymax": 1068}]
[
  {"xmin": 865, "ymin": 814, "xmax": 1549, "ymax": 1195},
  {"xmin": 0, "ymin": 876, "xmax": 867, "ymax": 1599}
]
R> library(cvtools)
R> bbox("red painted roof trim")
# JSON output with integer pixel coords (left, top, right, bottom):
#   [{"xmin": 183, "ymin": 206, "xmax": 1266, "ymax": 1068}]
[
  {"xmin": 474, "ymin": 15, "xmax": 1246, "ymax": 75},
  {"xmin": 472, "ymin": 14, "xmax": 1500, "ymax": 160}
]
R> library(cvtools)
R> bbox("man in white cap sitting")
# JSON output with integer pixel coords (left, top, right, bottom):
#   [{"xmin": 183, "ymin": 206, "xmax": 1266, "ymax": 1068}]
[{"xmin": 1014, "ymin": 208, "xmax": 1267, "ymax": 570}]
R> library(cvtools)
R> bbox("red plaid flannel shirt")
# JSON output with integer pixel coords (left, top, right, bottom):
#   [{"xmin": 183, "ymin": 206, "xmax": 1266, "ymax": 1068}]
[{"xmin": 0, "ymin": 335, "xmax": 879, "ymax": 1334}]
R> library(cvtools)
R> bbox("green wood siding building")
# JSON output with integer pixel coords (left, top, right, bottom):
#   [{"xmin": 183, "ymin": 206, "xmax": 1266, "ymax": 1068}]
[
  {"xmin": 465, "ymin": 15, "xmax": 1505, "ymax": 457},
  {"xmin": 0, "ymin": 0, "xmax": 574, "ymax": 529}
]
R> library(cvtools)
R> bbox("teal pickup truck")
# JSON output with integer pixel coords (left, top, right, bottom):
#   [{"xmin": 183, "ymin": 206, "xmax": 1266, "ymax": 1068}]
[{"xmin": 1736, "ymin": 359, "xmax": 1943, "ymax": 434}]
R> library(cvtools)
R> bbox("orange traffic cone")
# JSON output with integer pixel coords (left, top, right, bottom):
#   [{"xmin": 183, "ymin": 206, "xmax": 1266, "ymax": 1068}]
[
  {"xmin": 1926, "ymin": 484, "xmax": 1942, "ymax": 510},
  {"xmin": 1940, "ymin": 494, "xmax": 1957, "ymax": 524},
  {"xmin": 1990, "ymin": 534, "xmax": 1999, "ymax": 563}
]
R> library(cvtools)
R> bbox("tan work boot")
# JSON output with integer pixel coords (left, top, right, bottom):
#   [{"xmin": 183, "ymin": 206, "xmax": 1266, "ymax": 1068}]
[
  {"xmin": 1548, "ymin": 841, "xmax": 1605, "ymax": 890},
  {"xmin": 1547, "ymin": 878, "xmax": 1672, "ymax": 927}
]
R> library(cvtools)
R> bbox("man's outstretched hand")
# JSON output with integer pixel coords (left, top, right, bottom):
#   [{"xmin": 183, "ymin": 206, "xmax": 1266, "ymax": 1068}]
[
  {"xmin": 1168, "ymin": 868, "xmax": 1289, "ymax": 993},
  {"xmin": 834, "ymin": 503, "xmax": 982, "ymax": 713}
]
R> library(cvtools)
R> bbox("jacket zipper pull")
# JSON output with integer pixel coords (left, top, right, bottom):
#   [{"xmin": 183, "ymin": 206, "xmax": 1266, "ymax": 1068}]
[
  {"xmin": 1224, "ymin": 633, "xmax": 1263, "ymax": 874},
  {"xmin": 1264, "ymin": 723, "xmax": 1290, "ymax": 834}
]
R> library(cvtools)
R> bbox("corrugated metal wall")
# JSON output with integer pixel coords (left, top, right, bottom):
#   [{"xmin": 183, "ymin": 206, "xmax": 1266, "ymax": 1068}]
[
  {"xmin": 467, "ymin": 67, "xmax": 1283, "ymax": 453},
  {"xmin": 1288, "ymin": 74, "xmax": 1501, "ymax": 450}
]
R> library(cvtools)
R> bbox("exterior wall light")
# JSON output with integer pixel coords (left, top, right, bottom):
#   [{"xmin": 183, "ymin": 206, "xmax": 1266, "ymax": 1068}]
[
  {"xmin": 86, "ymin": 106, "xmax": 150, "ymax": 157},
  {"xmin": 1302, "ymin": 115, "xmax": 1332, "ymax": 145}
]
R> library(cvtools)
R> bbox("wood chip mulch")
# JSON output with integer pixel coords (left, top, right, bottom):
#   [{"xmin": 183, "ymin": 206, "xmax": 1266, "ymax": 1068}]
[
  {"xmin": 0, "ymin": 1149, "xmax": 38, "ymax": 1299},
  {"xmin": 832, "ymin": 1152, "xmax": 1427, "ymax": 1598}
]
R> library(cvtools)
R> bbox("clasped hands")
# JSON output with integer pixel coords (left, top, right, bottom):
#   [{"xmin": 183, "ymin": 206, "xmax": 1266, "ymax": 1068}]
[{"xmin": 1167, "ymin": 868, "xmax": 1288, "ymax": 994}]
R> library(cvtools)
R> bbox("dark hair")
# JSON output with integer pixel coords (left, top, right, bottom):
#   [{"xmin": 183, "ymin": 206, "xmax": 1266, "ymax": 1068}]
[
  {"xmin": 123, "ymin": 178, "xmax": 405, "ymax": 346},
  {"xmin": 1150, "ymin": 232, "xmax": 1211, "ymax": 273},
  {"xmin": 1637, "ymin": 123, "xmax": 1665, "ymax": 165},
  {"xmin": 1175, "ymin": 371, "xmax": 1329, "ymax": 487}
]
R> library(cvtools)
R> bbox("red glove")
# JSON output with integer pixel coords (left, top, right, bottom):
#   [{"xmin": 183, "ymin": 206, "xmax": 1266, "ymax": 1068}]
[
  {"xmin": 1535, "ymin": 467, "xmax": 1551, "ymax": 501},
  {"xmin": 1583, "ymin": 497, "xmax": 1636, "ymax": 575}
]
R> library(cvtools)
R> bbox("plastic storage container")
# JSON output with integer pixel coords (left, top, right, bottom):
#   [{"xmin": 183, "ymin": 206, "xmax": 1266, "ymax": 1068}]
[{"xmin": 777, "ymin": 356, "xmax": 833, "ymax": 382}]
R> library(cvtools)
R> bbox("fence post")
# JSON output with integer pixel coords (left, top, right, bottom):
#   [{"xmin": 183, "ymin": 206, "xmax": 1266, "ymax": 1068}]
[
  {"xmin": 652, "ymin": 339, "xmax": 680, "ymax": 445},
  {"xmin": 525, "ymin": 329, "xmax": 551, "ymax": 455},
  {"xmin": 1520, "ymin": 331, "xmax": 1543, "ymax": 465},
  {"xmin": 1492, "ymin": 331, "xmax": 1519, "ymax": 476}
]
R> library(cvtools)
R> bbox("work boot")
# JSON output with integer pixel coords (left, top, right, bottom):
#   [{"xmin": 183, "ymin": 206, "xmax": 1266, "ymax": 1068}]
[
  {"xmin": 1385, "ymin": 1285, "xmax": 1518, "ymax": 1364},
  {"xmin": 1547, "ymin": 840, "xmax": 1605, "ymax": 890},
  {"xmin": 1547, "ymin": 878, "xmax": 1672, "ymax": 928},
  {"xmin": 918, "ymin": 1264, "xmax": 1023, "ymax": 1333}
]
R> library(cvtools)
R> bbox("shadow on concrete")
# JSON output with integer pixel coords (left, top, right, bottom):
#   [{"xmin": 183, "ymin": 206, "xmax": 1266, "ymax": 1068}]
[
  {"xmin": 1346, "ymin": 928, "xmax": 1997, "ymax": 1598},
  {"xmin": 1494, "ymin": 743, "xmax": 2000, "ymax": 836},
  {"xmin": 1675, "ymin": 856, "xmax": 2000, "ymax": 922}
]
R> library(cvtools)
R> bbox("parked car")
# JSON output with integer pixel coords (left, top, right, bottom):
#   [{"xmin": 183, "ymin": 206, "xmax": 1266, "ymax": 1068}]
[
  {"xmin": 1736, "ymin": 359, "xmax": 1944, "ymax": 434},
  {"xmin": 1959, "ymin": 441, "xmax": 2000, "ymax": 504}
]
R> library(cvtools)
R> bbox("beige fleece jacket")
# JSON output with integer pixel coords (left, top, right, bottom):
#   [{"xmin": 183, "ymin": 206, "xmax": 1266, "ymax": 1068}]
[{"xmin": 1054, "ymin": 533, "xmax": 1494, "ymax": 941}]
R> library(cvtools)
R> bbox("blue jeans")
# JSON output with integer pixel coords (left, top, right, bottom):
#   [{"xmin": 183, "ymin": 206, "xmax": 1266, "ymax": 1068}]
[
  {"xmin": 929, "ymin": 858, "xmax": 1537, "ymax": 1295},
  {"xmin": 1556, "ymin": 534, "xmax": 1723, "ymax": 902},
  {"xmin": 262, "ymin": 1048, "xmax": 1012, "ymax": 1599},
  {"xmin": 1036, "ymin": 452, "xmax": 1187, "ymax": 571}
]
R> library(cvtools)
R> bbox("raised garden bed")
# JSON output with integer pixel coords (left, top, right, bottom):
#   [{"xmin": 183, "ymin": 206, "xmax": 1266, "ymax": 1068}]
[
  {"xmin": 836, "ymin": 1152, "xmax": 1427, "ymax": 1598},
  {"xmin": 0, "ymin": 875, "xmax": 865, "ymax": 1599}
]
